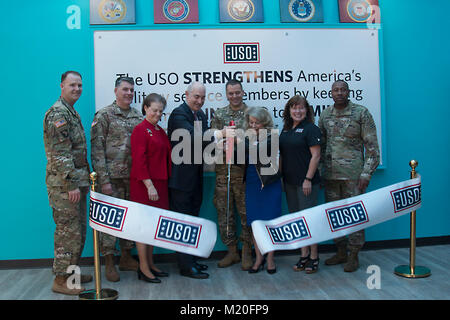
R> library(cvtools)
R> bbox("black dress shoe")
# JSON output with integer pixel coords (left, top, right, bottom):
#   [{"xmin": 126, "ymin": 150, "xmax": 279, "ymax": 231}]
[
  {"xmin": 151, "ymin": 268, "xmax": 169, "ymax": 277},
  {"xmin": 267, "ymin": 267, "xmax": 277, "ymax": 274},
  {"xmin": 194, "ymin": 262, "xmax": 208, "ymax": 271},
  {"xmin": 180, "ymin": 267, "xmax": 209, "ymax": 279},
  {"xmin": 137, "ymin": 268, "xmax": 161, "ymax": 283},
  {"xmin": 248, "ymin": 258, "xmax": 266, "ymax": 274}
]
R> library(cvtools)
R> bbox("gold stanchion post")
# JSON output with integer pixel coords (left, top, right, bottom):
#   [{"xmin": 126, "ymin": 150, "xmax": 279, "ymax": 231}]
[
  {"xmin": 394, "ymin": 160, "xmax": 431, "ymax": 278},
  {"xmin": 79, "ymin": 172, "xmax": 119, "ymax": 300}
]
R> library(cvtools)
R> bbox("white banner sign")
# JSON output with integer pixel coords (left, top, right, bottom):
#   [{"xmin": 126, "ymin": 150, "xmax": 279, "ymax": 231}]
[
  {"xmin": 94, "ymin": 28, "xmax": 383, "ymax": 163},
  {"xmin": 252, "ymin": 177, "xmax": 421, "ymax": 255},
  {"xmin": 89, "ymin": 191, "xmax": 217, "ymax": 258}
]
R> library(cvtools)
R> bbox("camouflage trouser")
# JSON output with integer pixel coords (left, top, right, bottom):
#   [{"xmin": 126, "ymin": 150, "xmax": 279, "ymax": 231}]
[
  {"xmin": 214, "ymin": 164, "xmax": 252, "ymax": 247},
  {"xmin": 48, "ymin": 186, "xmax": 88, "ymax": 276},
  {"xmin": 325, "ymin": 179, "xmax": 365, "ymax": 250},
  {"xmin": 99, "ymin": 178, "xmax": 134, "ymax": 256}
]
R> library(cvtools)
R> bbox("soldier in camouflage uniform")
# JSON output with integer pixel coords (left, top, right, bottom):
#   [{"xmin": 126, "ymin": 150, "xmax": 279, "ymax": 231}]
[
  {"xmin": 210, "ymin": 79, "xmax": 253, "ymax": 270},
  {"xmin": 318, "ymin": 80, "xmax": 380, "ymax": 272},
  {"xmin": 43, "ymin": 71, "xmax": 92, "ymax": 295},
  {"xmin": 90, "ymin": 76, "xmax": 143, "ymax": 281}
]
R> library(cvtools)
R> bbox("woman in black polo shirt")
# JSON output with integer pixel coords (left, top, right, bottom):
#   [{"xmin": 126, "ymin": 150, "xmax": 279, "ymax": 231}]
[{"xmin": 279, "ymin": 95, "xmax": 321, "ymax": 273}]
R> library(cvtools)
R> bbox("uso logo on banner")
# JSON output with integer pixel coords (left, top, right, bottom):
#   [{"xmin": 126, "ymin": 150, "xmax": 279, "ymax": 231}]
[
  {"xmin": 326, "ymin": 201, "xmax": 369, "ymax": 232},
  {"xmin": 89, "ymin": 198, "xmax": 127, "ymax": 231},
  {"xmin": 223, "ymin": 43, "xmax": 260, "ymax": 63},
  {"xmin": 266, "ymin": 217, "xmax": 311, "ymax": 245},
  {"xmin": 390, "ymin": 184, "xmax": 421, "ymax": 213},
  {"xmin": 155, "ymin": 216, "xmax": 202, "ymax": 248}
]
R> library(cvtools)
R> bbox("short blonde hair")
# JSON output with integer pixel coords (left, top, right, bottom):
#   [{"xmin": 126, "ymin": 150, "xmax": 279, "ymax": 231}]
[{"xmin": 244, "ymin": 107, "xmax": 274, "ymax": 130}]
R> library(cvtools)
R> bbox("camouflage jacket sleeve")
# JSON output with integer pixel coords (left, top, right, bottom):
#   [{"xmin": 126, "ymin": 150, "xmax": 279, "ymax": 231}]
[
  {"xmin": 317, "ymin": 110, "xmax": 327, "ymax": 178},
  {"xmin": 360, "ymin": 108, "xmax": 380, "ymax": 180},
  {"xmin": 90, "ymin": 111, "xmax": 110, "ymax": 185},
  {"xmin": 210, "ymin": 109, "xmax": 224, "ymax": 130},
  {"xmin": 44, "ymin": 108, "xmax": 80, "ymax": 191}
]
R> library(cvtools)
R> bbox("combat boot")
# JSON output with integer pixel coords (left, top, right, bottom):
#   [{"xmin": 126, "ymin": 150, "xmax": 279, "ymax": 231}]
[
  {"xmin": 217, "ymin": 245, "xmax": 240, "ymax": 268},
  {"xmin": 80, "ymin": 274, "xmax": 93, "ymax": 283},
  {"xmin": 325, "ymin": 242, "xmax": 348, "ymax": 265},
  {"xmin": 105, "ymin": 254, "xmax": 120, "ymax": 282},
  {"xmin": 68, "ymin": 268, "xmax": 92, "ymax": 283},
  {"xmin": 52, "ymin": 275, "xmax": 85, "ymax": 295},
  {"xmin": 344, "ymin": 248, "xmax": 360, "ymax": 272},
  {"xmin": 241, "ymin": 243, "xmax": 253, "ymax": 271},
  {"xmin": 119, "ymin": 249, "xmax": 138, "ymax": 271}
]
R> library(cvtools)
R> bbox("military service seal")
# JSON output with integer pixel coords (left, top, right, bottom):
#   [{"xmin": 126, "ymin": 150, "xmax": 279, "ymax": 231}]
[
  {"xmin": 347, "ymin": 0, "xmax": 372, "ymax": 23},
  {"xmin": 288, "ymin": 0, "xmax": 316, "ymax": 22},
  {"xmin": 228, "ymin": 0, "xmax": 255, "ymax": 22},
  {"xmin": 163, "ymin": 0, "xmax": 190, "ymax": 22},
  {"xmin": 98, "ymin": 0, "xmax": 127, "ymax": 23}
]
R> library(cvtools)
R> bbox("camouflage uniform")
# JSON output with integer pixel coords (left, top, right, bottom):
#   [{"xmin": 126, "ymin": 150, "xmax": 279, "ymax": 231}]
[
  {"xmin": 318, "ymin": 100, "xmax": 380, "ymax": 249},
  {"xmin": 43, "ymin": 97, "xmax": 90, "ymax": 276},
  {"xmin": 90, "ymin": 101, "xmax": 143, "ymax": 255},
  {"xmin": 210, "ymin": 103, "xmax": 252, "ymax": 247}
]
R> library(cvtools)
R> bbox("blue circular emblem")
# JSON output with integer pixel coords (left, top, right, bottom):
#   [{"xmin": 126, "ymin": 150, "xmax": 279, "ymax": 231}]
[
  {"xmin": 228, "ymin": 0, "xmax": 255, "ymax": 22},
  {"xmin": 289, "ymin": 0, "xmax": 315, "ymax": 22},
  {"xmin": 347, "ymin": 0, "xmax": 372, "ymax": 23},
  {"xmin": 163, "ymin": 0, "xmax": 189, "ymax": 22}
]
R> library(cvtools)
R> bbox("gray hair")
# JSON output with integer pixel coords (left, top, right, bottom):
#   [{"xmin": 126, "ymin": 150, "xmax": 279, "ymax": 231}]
[
  {"xmin": 115, "ymin": 76, "xmax": 135, "ymax": 88},
  {"xmin": 244, "ymin": 107, "xmax": 274, "ymax": 130},
  {"xmin": 186, "ymin": 81, "xmax": 205, "ymax": 93}
]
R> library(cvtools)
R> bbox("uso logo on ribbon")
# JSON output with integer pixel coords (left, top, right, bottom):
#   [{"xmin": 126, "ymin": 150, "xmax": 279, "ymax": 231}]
[
  {"xmin": 155, "ymin": 216, "xmax": 202, "ymax": 248},
  {"xmin": 390, "ymin": 184, "xmax": 421, "ymax": 213},
  {"xmin": 326, "ymin": 201, "xmax": 369, "ymax": 232},
  {"xmin": 266, "ymin": 217, "xmax": 311, "ymax": 245},
  {"xmin": 89, "ymin": 198, "xmax": 127, "ymax": 231}
]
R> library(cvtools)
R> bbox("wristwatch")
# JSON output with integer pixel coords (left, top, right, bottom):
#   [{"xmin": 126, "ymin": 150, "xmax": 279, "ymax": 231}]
[{"xmin": 304, "ymin": 177, "xmax": 312, "ymax": 182}]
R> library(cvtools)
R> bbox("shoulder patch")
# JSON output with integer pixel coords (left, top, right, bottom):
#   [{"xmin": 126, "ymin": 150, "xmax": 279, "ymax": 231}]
[{"xmin": 54, "ymin": 119, "xmax": 67, "ymax": 128}]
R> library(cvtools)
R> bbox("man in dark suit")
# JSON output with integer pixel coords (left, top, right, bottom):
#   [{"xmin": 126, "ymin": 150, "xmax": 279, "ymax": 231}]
[{"xmin": 168, "ymin": 82, "xmax": 210, "ymax": 279}]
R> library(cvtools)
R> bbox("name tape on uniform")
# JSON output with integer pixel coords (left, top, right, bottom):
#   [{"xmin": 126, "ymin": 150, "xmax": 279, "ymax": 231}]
[
  {"xmin": 89, "ymin": 191, "xmax": 217, "ymax": 258},
  {"xmin": 251, "ymin": 177, "xmax": 422, "ymax": 255}
]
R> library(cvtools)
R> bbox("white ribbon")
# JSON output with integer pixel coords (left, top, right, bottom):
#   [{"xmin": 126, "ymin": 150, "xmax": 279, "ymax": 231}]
[
  {"xmin": 89, "ymin": 177, "xmax": 421, "ymax": 258},
  {"xmin": 252, "ymin": 177, "xmax": 422, "ymax": 255},
  {"xmin": 89, "ymin": 191, "xmax": 217, "ymax": 258}
]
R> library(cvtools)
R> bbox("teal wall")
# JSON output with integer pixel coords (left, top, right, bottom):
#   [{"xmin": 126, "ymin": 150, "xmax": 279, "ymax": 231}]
[{"xmin": 1, "ymin": 0, "xmax": 449, "ymax": 260}]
